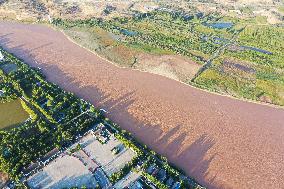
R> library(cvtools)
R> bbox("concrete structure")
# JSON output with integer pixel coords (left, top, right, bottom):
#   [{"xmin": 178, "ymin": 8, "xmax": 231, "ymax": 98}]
[
  {"xmin": 0, "ymin": 90, "xmax": 4, "ymax": 97},
  {"xmin": 0, "ymin": 51, "xmax": 4, "ymax": 61},
  {"xmin": 27, "ymin": 155, "xmax": 97, "ymax": 189}
]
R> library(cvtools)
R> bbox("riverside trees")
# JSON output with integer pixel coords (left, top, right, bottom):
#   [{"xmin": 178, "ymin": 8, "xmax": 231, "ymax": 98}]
[{"xmin": 0, "ymin": 48, "xmax": 101, "ymax": 181}]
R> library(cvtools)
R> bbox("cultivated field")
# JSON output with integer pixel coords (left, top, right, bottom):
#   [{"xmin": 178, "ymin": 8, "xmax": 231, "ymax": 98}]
[
  {"xmin": 0, "ymin": 22, "xmax": 283, "ymax": 189},
  {"xmin": 0, "ymin": 98, "xmax": 29, "ymax": 130}
]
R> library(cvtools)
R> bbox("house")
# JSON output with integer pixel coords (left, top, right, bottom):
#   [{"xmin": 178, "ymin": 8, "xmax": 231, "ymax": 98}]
[
  {"xmin": 0, "ymin": 90, "xmax": 4, "ymax": 97},
  {"xmin": 171, "ymin": 182, "xmax": 181, "ymax": 189},
  {"xmin": 0, "ymin": 51, "xmax": 4, "ymax": 61},
  {"xmin": 166, "ymin": 177, "xmax": 174, "ymax": 187},
  {"xmin": 129, "ymin": 180, "xmax": 144, "ymax": 189},
  {"xmin": 146, "ymin": 164, "xmax": 156, "ymax": 174},
  {"xmin": 22, "ymin": 162, "xmax": 40, "ymax": 177},
  {"xmin": 157, "ymin": 169, "xmax": 167, "ymax": 182}
]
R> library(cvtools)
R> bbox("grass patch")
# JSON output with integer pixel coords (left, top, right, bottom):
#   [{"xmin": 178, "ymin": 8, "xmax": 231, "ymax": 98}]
[
  {"xmin": 194, "ymin": 57, "xmax": 284, "ymax": 105},
  {"xmin": 125, "ymin": 42, "xmax": 172, "ymax": 55},
  {"xmin": 0, "ymin": 98, "xmax": 29, "ymax": 130},
  {"xmin": 277, "ymin": 6, "xmax": 284, "ymax": 14}
]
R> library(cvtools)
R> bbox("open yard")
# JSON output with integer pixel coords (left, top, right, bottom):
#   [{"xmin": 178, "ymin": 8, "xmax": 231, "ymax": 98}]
[
  {"xmin": 27, "ymin": 155, "xmax": 97, "ymax": 189},
  {"xmin": 0, "ymin": 98, "xmax": 29, "ymax": 130},
  {"xmin": 81, "ymin": 132, "xmax": 136, "ymax": 176},
  {"xmin": 27, "ymin": 126, "xmax": 136, "ymax": 189}
]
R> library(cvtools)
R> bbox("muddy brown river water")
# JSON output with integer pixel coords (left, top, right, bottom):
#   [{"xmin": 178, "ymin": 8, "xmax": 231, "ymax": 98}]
[{"xmin": 0, "ymin": 22, "xmax": 283, "ymax": 189}]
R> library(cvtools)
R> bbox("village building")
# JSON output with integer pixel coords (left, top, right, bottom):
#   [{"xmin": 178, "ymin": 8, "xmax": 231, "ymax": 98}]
[{"xmin": 0, "ymin": 51, "xmax": 4, "ymax": 61}]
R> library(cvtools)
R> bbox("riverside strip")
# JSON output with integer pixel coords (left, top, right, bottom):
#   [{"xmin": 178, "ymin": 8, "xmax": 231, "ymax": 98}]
[{"xmin": 0, "ymin": 48, "xmax": 204, "ymax": 189}]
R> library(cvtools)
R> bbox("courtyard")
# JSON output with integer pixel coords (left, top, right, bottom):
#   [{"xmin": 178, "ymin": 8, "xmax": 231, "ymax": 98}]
[
  {"xmin": 27, "ymin": 155, "xmax": 97, "ymax": 189},
  {"xmin": 80, "ymin": 129, "xmax": 137, "ymax": 176}
]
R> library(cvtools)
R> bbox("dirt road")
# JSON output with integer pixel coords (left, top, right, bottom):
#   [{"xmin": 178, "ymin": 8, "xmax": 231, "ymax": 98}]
[{"xmin": 0, "ymin": 22, "xmax": 283, "ymax": 189}]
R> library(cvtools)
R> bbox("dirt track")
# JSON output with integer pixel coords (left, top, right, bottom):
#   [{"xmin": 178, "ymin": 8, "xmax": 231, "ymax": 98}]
[{"xmin": 0, "ymin": 22, "xmax": 283, "ymax": 189}]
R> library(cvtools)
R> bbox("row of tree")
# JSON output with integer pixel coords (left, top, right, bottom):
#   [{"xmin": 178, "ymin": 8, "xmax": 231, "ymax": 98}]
[{"xmin": 0, "ymin": 48, "xmax": 101, "ymax": 182}]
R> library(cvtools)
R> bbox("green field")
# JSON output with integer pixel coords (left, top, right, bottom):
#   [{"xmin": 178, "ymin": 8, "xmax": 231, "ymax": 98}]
[
  {"xmin": 0, "ymin": 98, "xmax": 29, "ymax": 130},
  {"xmin": 194, "ymin": 25, "xmax": 284, "ymax": 105},
  {"xmin": 53, "ymin": 10, "xmax": 284, "ymax": 106}
]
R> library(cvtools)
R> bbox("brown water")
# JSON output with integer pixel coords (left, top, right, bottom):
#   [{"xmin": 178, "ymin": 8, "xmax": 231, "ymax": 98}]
[{"xmin": 0, "ymin": 22, "xmax": 283, "ymax": 189}]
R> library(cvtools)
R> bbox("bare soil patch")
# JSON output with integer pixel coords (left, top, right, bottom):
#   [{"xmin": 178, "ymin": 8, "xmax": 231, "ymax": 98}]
[
  {"xmin": 136, "ymin": 54, "xmax": 201, "ymax": 81},
  {"xmin": 0, "ymin": 172, "xmax": 8, "ymax": 188},
  {"xmin": 221, "ymin": 58, "xmax": 256, "ymax": 80},
  {"xmin": 61, "ymin": 26, "xmax": 201, "ymax": 79},
  {"xmin": 0, "ymin": 22, "xmax": 283, "ymax": 189}
]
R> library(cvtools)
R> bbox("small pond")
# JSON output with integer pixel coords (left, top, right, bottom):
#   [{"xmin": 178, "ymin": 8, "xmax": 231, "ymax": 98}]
[
  {"xmin": 241, "ymin": 46, "xmax": 273, "ymax": 55},
  {"xmin": 203, "ymin": 22, "xmax": 233, "ymax": 29},
  {"xmin": 120, "ymin": 29, "xmax": 138, "ymax": 36}
]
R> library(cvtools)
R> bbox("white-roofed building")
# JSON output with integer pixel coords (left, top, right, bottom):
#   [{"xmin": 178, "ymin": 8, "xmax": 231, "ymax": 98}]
[{"xmin": 0, "ymin": 51, "xmax": 4, "ymax": 61}]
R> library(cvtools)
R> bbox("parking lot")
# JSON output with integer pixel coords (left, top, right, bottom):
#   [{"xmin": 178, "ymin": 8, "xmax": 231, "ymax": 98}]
[
  {"xmin": 27, "ymin": 155, "xmax": 97, "ymax": 189},
  {"xmin": 27, "ymin": 125, "xmax": 137, "ymax": 189},
  {"xmin": 81, "ymin": 131, "xmax": 136, "ymax": 176}
]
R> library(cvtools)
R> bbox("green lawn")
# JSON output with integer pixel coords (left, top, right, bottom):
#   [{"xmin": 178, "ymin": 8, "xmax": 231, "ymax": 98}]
[{"xmin": 0, "ymin": 98, "xmax": 29, "ymax": 130}]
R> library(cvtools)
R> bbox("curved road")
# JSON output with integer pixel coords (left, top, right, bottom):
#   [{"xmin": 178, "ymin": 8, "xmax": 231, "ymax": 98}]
[{"xmin": 0, "ymin": 22, "xmax": 283, "ymax": 189}]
